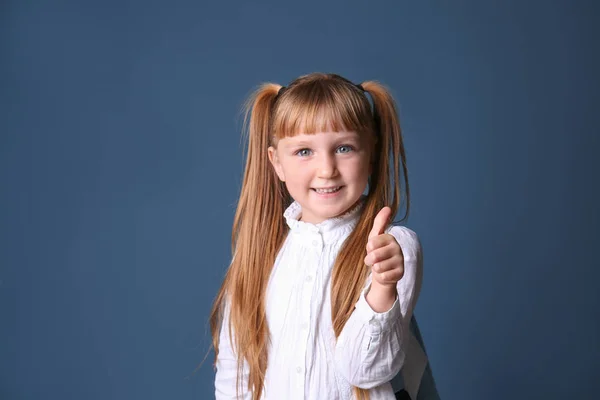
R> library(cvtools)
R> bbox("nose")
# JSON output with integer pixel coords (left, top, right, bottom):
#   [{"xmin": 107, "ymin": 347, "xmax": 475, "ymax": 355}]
[{"xmin": 316, "ymin": 152, "xmax": 338, "ymax": 178}]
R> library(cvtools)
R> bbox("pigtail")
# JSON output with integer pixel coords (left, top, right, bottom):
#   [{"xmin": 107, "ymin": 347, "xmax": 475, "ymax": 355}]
[
  {"xmin": 210, "ymin": 83, "xmax": 289, "ymax": 400},
  {"xmin": 330, "ymin": 79, "xmax": 411, "ymax": 337},
  {"xmin": 239, "ymin": 83, "xmax": 291, "ymax": 240},
  {"xmin": 330, "ymin": 80, "xmax": 411, "ymax": 400},
  {"xmin": 361, "ymin": 81, "xmax": 410, "ymax": 222}
]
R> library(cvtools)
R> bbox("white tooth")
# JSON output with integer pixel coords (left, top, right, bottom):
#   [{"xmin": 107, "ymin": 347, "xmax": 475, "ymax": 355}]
[{"xmin": 316, "ymin": 186, "xmax": 340, "ymax": 193}]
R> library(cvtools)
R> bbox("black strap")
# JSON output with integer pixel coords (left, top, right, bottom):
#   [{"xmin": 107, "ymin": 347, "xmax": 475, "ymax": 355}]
[{"xmin": 394, "ymin": 389, "xmax": 412, "ymax": 400}]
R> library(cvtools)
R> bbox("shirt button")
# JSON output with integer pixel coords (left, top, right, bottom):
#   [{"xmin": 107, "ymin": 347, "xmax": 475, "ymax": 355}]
[
  {"xmin": 312, "ymin": 240, "xmax": 319, "ymax": 246},
  {"xmin": 296, "ymin": 366, "xmax": 302, "ymax": 373},
  {"xmin": 301, "ymin": 322, "xmax": 309, "ymax": 330},
  {"xmin": 305, "ymin": 275, "xmax": 313, "ymax": 282}
]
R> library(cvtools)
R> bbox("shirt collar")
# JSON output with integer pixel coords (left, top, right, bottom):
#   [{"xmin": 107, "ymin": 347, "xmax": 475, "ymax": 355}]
[{"xmin": 283, "ymin": 195, "xmax": 366, "ymax": 243}]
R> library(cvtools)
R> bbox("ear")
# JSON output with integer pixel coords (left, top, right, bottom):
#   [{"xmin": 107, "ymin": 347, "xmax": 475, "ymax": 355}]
[{"xmin": 268, "ymin": 146, "xmax": 286, "ymax": 182}]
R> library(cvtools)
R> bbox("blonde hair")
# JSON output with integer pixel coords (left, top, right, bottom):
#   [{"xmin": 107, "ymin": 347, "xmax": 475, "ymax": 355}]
[{"xmin": 210, "ymin": 72, "xmax": 410, "ymax": 399}]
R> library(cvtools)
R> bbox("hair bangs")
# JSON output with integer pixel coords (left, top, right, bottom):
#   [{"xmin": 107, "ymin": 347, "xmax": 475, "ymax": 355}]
[{"xmin": 271, "ymin": 80, "xmax": 372, "ymax": 141}]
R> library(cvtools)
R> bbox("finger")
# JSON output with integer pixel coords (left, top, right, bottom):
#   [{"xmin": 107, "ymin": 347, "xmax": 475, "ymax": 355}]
[
  {"xmin": 368, "ymin": 206, "xmax": 392, "ymax": 240},
  {"xmin": 372, "ymin": 255, "xmax": 404, "ymax": 274},
  {"xmin": 366, "ymin": 233, "xmax": 394, "ymax": 253},
  {"xmin": 364, "ymin": 242, "xmax": 398, "ymax": 266}
]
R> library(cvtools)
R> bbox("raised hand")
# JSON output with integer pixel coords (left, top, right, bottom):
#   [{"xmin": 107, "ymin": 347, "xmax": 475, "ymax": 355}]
[{"xmin": 364, "ymin": 207, "xmax": 405, "ymax": 289}]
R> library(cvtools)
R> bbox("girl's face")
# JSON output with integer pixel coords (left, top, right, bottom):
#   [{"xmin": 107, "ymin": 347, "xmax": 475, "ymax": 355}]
[{"xmin": 268, "ymin": 130, "xmax": 372, "ymax": 224}]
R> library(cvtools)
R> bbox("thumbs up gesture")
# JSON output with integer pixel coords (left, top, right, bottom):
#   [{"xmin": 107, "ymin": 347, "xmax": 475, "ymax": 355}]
[{"xmin": 364, "ymin": 207, "xmax": 405, "ymax": 288}]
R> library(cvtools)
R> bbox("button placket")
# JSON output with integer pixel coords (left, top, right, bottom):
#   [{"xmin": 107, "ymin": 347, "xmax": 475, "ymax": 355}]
[
  {"xmin": 310, "ymin": 234, "xmax": 323, "ymax": 251},
  {"xmin": 301, "ymin": 266, "xmax": 314, "ymax": 337},
  {"xmin": 295, "ymin": 235, "xmax": 320, "ymax": 398}
]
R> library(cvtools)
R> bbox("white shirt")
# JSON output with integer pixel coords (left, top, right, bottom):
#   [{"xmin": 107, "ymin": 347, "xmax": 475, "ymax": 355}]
[{"xmin": 215, "ymin": 196, "xmax": 427, "ymax": 399}]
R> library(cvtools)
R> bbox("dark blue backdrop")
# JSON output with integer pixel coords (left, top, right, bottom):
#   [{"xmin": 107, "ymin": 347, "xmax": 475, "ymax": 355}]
[{"xmin": 1, "ymin": 1, "xmax": 598, "ymax": 399}]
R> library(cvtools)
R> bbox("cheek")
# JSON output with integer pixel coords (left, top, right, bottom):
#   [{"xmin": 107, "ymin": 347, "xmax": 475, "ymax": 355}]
[
  {"xmin": 346, "ymin": 157, "xmax": 370, "ymax": 180},
  {"xmin": 281, "ymin": 161, "xmax": 309, "ymax": 182},
  {"xmin": 357, "ymin": 169, "xmax": 370, "ymax": 185}
]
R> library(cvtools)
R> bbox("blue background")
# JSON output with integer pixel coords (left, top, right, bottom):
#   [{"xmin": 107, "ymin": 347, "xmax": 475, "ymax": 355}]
[{"xmin": 1, "ymin": 1, "xmax": 598, "ymax": 399}]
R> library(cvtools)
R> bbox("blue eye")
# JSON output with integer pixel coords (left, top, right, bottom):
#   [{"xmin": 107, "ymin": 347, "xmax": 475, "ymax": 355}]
[
  {"xmin": 337, "ymin": 145, "xmax": 354, "ymax": 153},
  {"xmin": 295, "ymin": 148, "xmax": 312, "ymax": 157}
]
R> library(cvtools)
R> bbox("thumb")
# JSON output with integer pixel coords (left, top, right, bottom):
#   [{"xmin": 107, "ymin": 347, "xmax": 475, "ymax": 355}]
[{"xmin": 368, "ymin": 206, "xmax": 392, "ymax": 240}]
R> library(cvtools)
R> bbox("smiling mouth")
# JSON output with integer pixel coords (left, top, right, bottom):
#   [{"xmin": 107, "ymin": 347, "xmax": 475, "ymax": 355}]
[{"xmin": 312, "ymin": 186, "xmax": 343, "ymax": 194}]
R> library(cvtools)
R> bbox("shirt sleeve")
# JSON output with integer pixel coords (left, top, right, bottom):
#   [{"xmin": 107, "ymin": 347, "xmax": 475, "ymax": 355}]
[
  {"xmin": 334, "ymin": 225, "xmax": 424, "ymax": 389},
  {"xmin": 214, "ymin": 300, "xmax": 253, "ymax": 400}
]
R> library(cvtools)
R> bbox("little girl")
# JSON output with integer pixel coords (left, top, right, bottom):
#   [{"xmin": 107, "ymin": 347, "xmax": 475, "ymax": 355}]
[{"xmin": 210, "ymin": 73, "xmax": 439, "ymax": 399}]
